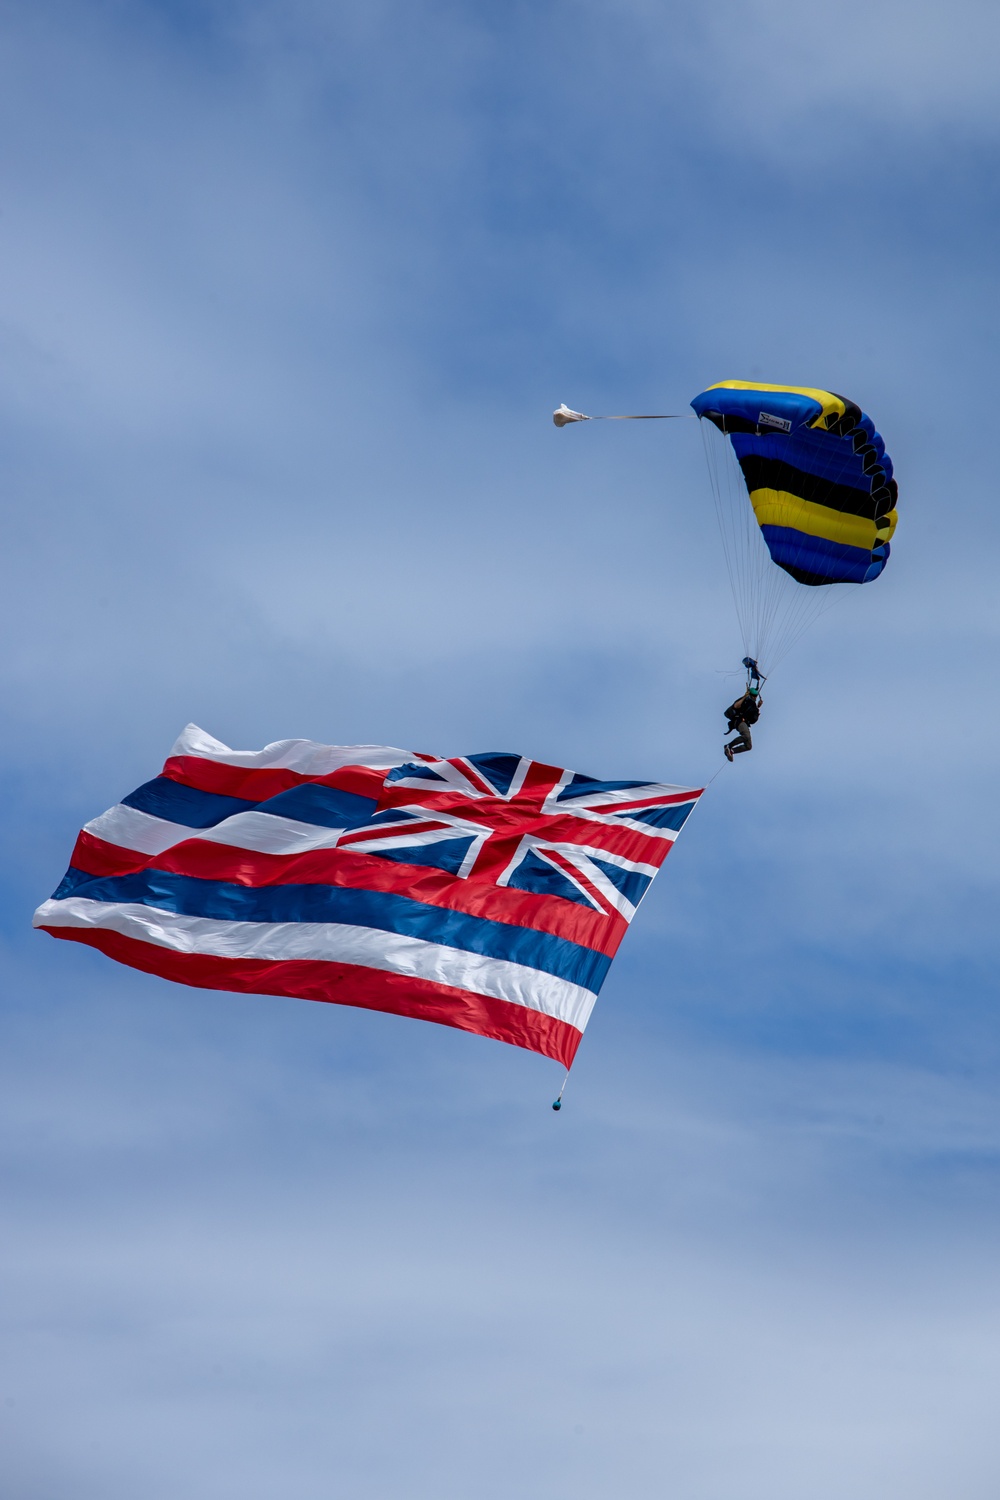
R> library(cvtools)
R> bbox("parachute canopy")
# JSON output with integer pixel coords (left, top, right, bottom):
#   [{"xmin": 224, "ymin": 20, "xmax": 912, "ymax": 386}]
[{"xmin": 691, "ymin": 380, "xmax": 898, "ymax": 588}]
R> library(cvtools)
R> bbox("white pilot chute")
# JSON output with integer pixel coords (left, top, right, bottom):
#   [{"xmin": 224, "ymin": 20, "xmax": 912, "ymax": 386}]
[{"xmin": 553, "ymin": 403, "xmax": 687, "ymax": 426}]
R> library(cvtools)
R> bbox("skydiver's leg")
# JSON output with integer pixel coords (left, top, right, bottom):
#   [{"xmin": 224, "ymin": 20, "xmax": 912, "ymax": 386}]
[{"xmin": 729, "ymin": 723, "xmax": 752, "ymax": 754}]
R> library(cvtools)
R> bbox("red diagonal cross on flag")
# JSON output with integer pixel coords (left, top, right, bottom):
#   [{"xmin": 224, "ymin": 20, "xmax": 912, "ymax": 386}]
[{"xmin": 332, "ymin": 754, "xmax": 698, "ymax": 888}]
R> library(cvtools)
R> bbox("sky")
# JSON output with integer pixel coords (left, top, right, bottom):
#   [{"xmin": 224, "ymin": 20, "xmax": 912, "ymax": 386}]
[{"xmin": 2, "ymin": 1, "xmax": 999, "ymax": 1495}]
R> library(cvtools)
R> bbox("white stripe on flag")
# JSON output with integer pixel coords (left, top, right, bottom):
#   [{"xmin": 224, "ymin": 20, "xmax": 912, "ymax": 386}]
[
  {"xmin": 33, "ymin": 898, "xmax": 597, "ymax": 1032},
  {"xmin": 84, "ymin": 804, "xmax": 197, "ymax": 856},
  {"xmin": 84, "ymin": 805, "xmax": 382, "ymax": 860},
  {"xmin": 170, "ymin": 724, "xmax": 415, "ymax": 775},
  {"xmin": 196, "ymin": 811, "xmax": 348, "ymax": 854}
]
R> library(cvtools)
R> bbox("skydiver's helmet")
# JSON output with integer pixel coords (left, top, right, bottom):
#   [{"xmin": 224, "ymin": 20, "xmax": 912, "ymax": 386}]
[{"xmin": 748, "ymin": 686, "xmax": 759, "ymax": 697}]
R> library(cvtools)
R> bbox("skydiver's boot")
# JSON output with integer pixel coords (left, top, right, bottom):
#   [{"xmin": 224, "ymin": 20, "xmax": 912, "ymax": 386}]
[{"xmin": 724, "ymin": 743, "xmax": 734, "ymax": 762}]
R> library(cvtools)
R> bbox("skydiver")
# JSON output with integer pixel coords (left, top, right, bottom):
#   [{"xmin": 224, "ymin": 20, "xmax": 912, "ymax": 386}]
[
  {"xmin": 723, "ymin": 684, "xmax": 762, "ymax": 761},
  {"xmin": 741, "ymin": 656, "xmax": 764, "ymax": 689}
]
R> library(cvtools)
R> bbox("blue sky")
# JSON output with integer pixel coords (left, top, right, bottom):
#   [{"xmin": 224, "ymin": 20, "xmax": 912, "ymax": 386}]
[{"xmin": 2, "ymin": 2, "xmax": 999, "ymax": 1495}]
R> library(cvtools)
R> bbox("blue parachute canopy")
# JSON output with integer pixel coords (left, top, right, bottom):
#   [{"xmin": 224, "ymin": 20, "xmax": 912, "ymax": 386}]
[{"xmin": 690, "ymin": 380, "xmax": 897, "ymax": 587}]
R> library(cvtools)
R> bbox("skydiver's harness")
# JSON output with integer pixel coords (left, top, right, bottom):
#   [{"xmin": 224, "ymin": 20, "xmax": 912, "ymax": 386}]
[{"xmin": 725, "ymin": 696, "xmax": 760, "ymax": 730}]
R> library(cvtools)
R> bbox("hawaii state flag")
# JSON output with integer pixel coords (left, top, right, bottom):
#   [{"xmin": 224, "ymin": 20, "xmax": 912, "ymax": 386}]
[{"xmin": 34, "ymin": 725, "xmax": 703, "ymax": 1067}]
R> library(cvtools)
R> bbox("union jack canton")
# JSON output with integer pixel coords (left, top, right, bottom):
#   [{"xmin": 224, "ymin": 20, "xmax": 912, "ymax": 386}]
[{"xmin": 34, "ymin": 725, "xmax": 704, "ymax": 1067}]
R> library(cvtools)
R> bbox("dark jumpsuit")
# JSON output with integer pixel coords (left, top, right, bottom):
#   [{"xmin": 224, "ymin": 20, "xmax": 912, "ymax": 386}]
[{"xmin": 724, "ymin": 692, "xmax": 760, "ymax": 755}]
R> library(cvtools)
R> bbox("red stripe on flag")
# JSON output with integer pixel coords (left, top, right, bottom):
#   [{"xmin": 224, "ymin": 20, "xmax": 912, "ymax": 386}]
[
  {"xmin": 70, "ymin": 830, "xmax": 151, "ymax": 877},
  {"xmin": 38, "ymin": 924, "xmax": 583, "ymax": 1066},
  {"xmin": 161, "ymin": 756, "xmax": 386, "ymax": 803},
  {"xmin": 67, "ymin": 831, "xmax": 630, "ymax": 956}
]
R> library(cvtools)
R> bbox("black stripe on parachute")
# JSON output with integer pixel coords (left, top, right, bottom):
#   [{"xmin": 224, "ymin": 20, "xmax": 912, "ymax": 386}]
[{"xmin": 736, "ymin": 455, "xmax": 878, "ymax": 519}]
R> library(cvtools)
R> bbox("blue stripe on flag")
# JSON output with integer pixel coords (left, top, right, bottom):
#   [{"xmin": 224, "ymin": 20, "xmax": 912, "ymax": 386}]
[
  {"xmin": 50, "ymin": 868, "xmax": 611, "ymax": 993},
  {"xmin": 120, "ymin": 776, "xmax": 381, "ymax": 833},
  {"xmin": 258, "ymin": 784, "xmax": 378, "ymax": 829},
  {"xmin": 122, "ymin": 777, "xmax": 259, "ymax": 828}
]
